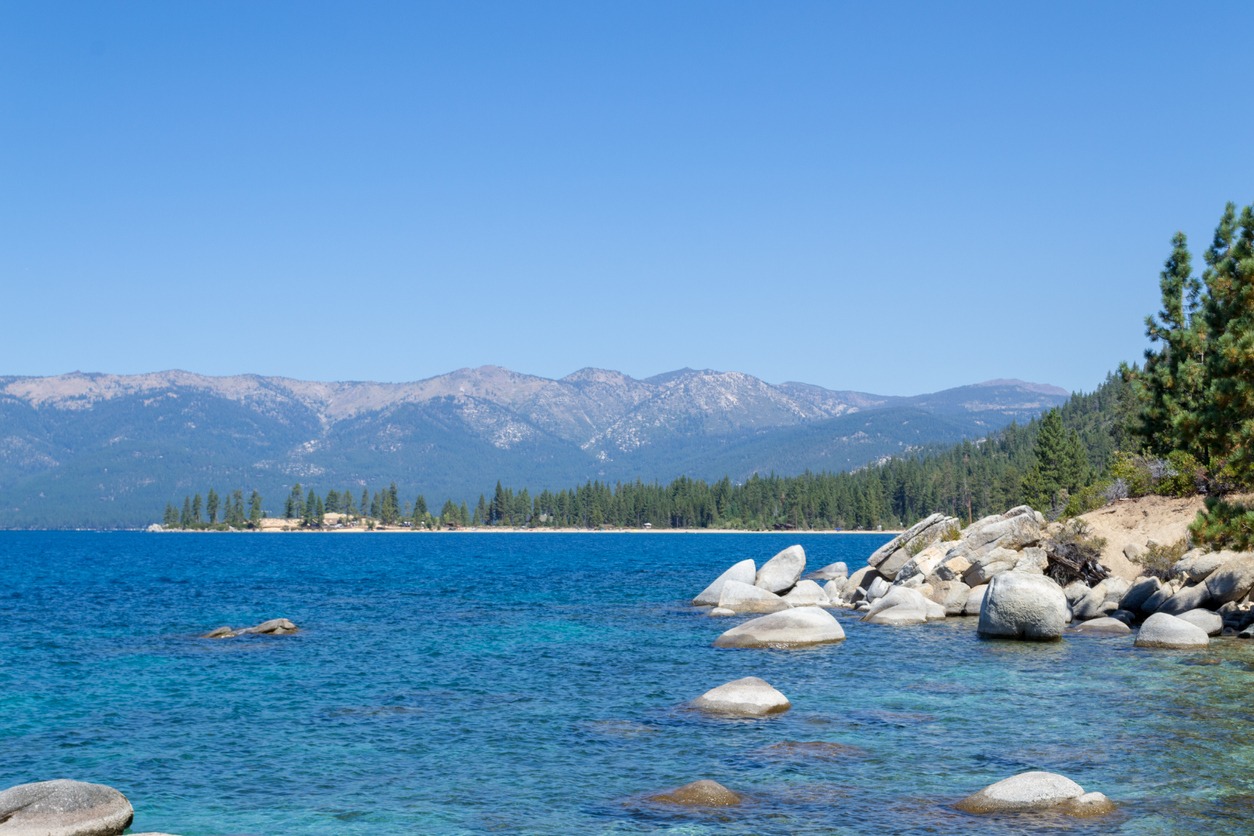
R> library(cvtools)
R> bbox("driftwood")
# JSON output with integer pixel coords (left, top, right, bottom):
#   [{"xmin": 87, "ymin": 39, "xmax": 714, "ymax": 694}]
[{"xmin": 1044, "ymin": 539, "xmax": 1110, "ymax": 587}]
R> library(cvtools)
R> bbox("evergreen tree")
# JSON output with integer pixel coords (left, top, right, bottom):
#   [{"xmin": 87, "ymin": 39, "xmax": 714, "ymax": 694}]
[
  {"xmin": 1199, "ymin": 204, "xmax": 1254, "ymax": 488},
  {"xmin": 248, "ymin": 490, "xmax": 263, "ymax": 527},
  {"xmin": 191, "ymin": 493, "xmax": 203, "ymax": 525},
  {"xmin": 304, "ymin": 489, "xmax": 319, "ymax": 527},
  {"xmin": 1022, "ymin": 409, "xmax": 1088, "ymax": 515},
  {"xmin": 343, "ymin": 489, "xmax": 357, "ymax": 517},
  {"xmin": 285, "ymin": 483, "xmax": 303, "ymax": 519},
  {"xmin": 206, "ymin": 488, "xmax": 219, "ymax": 525},
  {"xmin": 1140, "ymin": 231, "xmax": 1206, "ymax": 459},
  {"xmin": 181, "ymin": 496, "xmax": 193, "ymax": 528},
  {"xmin": 163, "ymin": 503, "xmax": 179, "ymax": 528},
  {"xmin": 325, "ymin": 489, "xmax": 340, "ymax": 514}
]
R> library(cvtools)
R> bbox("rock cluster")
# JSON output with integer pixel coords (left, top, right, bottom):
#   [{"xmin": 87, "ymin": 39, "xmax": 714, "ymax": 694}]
[
  {"xmin": 1115, "ymin": 549, "xmax": 1254, "ymax": 640},
  {"xmin": 201, "ymin": 618, "xmax": 298, "ymax": 639}
]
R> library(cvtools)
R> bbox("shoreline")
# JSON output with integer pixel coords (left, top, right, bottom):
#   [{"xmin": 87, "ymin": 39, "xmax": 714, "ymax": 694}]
[{"xmin": 149, "ymin": 525, "xmax": 903, "ymax": 535}]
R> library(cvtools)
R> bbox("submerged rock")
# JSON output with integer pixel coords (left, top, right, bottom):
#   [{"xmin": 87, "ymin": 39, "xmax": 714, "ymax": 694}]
[
  {"xmin": 202, "ymin": 618, "xmax": 298, "ymax": 639},
  {"xmin": 955, "ymin": 771, "xmax": 1111, "ymax": 816},
  {"xmin": 713, "ymin": 607, "xmax": 846, "ymax": 648},
  {"xmin": 977, "ymin": 573, "xmax": 1068, "ymax": 640},
  {"xmin": 0, "ymin": 779, "xmax": 135, "ymax": 836},
  {"xmin": 647, "ymin": 779, "xmax": 742, "ymax": 807},
  {"xmin": 690, "ymin": 676, "xmax": 790, "ymax": 718},
  {"xmin": 692, "ymin": 558, "xmax": 756, "ymax": 606},
  {"xmin": 238, "ymin": 618, "xmax": 298, "ymax": 635}
]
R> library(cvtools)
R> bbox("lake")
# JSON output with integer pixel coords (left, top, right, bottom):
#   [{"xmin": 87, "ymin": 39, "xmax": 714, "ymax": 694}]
[{"xmin": 1, "ymin": 531, "xmax": 1251, "ymax": 834}]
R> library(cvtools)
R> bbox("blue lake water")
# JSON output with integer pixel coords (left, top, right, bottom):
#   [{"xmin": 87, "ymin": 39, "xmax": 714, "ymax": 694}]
[{"xmin": 2, "ymin": 531, "xmax": 1253, "ymax": 835}]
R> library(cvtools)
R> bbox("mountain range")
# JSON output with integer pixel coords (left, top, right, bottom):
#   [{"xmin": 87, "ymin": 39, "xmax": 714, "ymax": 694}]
[{"xmin": 0, "ymin": 367, "xmax": 1069, "ymax": 528}]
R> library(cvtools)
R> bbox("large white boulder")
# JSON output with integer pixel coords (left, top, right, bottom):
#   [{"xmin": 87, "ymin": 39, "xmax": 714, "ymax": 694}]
[
  {"xmin": 1204, "ymin": 553, "xmax": 1254, "ymax": 606},
  {"xmin": 862, "ymin": 586, "xmax": 944, "ymax": 625},
  {"xmin": 717, "ymin": 580, "xmax": 790, "ymax": 614},
  {"xmin": 955, "ymin": 771, "xmax": 1112, "ymax": 816},
  {"xmin": 713, "ymin": 606, "xmax": 846, "ymax": 648},
  {"xmin": 1176, "ymin": 608, "xmax": 1223, "ymax": 636},
  {"xmin": 1171, "ymin": 549, "xmax": 1230, "ymax": 583},
  {"xmin": 692, "ymin": 558, "xmax": 756, "ymax": 606},
  {"xmin": 806, "ymin": 561, "xmax": 848, "ymax": 581},
  {"xmin": 782, "ymin": 579, "xmax": 828, "ymax": 607},
  {"xmin": 977, "ymin": 573, "xmax": 1068, "ymax": 640},
  {"xmin": 689, "ymin": 676, "xmax": 791, "ymax": 717},
  {"xmin": 755, "ymin": 545, "xmax": 806, "ymax": 594},
  {"xmin": 1135, "ymin": 612, "xmax": 1210, "ymax": 649},
  {"xmin": 0, "ymin": 779, "xmax": 135, "ymax": 836},
  {"xmin": 1158, "ymin": 582, "xmax": 1213, "ymax": 615}
]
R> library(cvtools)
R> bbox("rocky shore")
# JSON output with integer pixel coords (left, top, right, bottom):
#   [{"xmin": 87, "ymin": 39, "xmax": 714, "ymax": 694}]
[{"xmin": 673, "ymin": 498, "xmax": 1254, "ymax": 817}]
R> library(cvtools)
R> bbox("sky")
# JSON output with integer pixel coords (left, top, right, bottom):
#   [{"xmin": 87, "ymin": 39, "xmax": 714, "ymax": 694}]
[{"xmin": 3, "ymin": 1, "xmax": 1252, "ymax": 396}]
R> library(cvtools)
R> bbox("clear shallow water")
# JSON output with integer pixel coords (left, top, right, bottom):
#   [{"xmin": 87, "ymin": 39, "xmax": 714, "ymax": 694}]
[{"xmin": 2, "ymin": 531, "xmax": 1252, "ymax": 835}]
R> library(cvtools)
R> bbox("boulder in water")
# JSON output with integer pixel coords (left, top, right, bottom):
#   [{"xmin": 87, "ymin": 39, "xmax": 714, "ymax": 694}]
[
  {"xmin": 0, "ymin": 779, "xmax": 135, "ymax": 836},
  {"xmin": 713, "ymin": 607, "xmax": 846, "ymax": 648},
  {"xmin": 647, "ymin": 779, "xmax": 742, "ymax": 807},
  {"xmin": 718, "ymin": 580, "xmax": 790, "ymax": 613},
  {"xmin": 977, "ymin": 573, "xmax": 1067, "ymax": 640},
  {"xmin": 692, "ymin": 558, "xmax": 756, "ymax": 606},
  {"xmin": 690, "ymin": 676, "xmax": 791, "ymax": 718},
  {"xmin": 782, "ymin": 579, "xmax": 828, "ymax": 607},
  {"xmin": 755, "ymin": 545, "xmax": 806, "ymax": 594},
  {"xmin": 1135, "ymin": 612, "xmax": 1210, "ymax": 649},
  {"xmin": 955, "ymin": 771, "xmax": 1109, "ymax": 815}
]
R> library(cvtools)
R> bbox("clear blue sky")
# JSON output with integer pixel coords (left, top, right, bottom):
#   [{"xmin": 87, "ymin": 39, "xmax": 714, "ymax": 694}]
[{"xmin": 3, "ymin": 1, "xmax": 1251, "ymax": 395}]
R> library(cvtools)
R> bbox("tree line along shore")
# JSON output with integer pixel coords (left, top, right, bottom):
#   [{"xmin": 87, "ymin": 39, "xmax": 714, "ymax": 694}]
[{"xmin": 161, "ymin": 202, "xmax": 1254, "ymax": 549}]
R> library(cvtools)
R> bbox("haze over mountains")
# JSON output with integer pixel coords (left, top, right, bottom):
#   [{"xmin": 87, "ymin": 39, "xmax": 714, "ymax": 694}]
[{"xmin": 0, "ymin": 367, "xmax": 1069, "ymax": 528}]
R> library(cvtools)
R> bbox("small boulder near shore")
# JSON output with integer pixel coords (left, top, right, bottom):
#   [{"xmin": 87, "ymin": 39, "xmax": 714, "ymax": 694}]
[
  {"xmin": 647, "ymin": 779, "xmax": 742, "ymax": 807},
  {"xmin": 0, "ymin": 779, "xmax": 135, "ymax": 836},
  {"xmin": 690, "ymin": 676, "xmax": 790, "ymax": 718},
  {"xmin": 1134, "ymin": 612, "xmax": 1210, "ymax": 649},
  {"xmin": 202, "ymin": 618, "xmax": 298, "ymax": 639},
  {"xmin": 956, "ymin": 771, "xmax": 1114, "ymax": 816}
]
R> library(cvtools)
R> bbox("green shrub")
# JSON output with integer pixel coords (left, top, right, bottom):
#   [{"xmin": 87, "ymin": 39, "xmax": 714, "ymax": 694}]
[
  {"xmin": 1158, "ymin": 451, "xmax": 1203, "ymax": 497},
  {"xmin": 1062, "ymin": 482, "xmax": 1111, "ymax": 518},
  {"xmin": 1138, "ymin": 538, "xmax": 1189, "ymax": 580},
  {"xmin": 1108, "ymin": 452, "xmax": 1154, "ymax": 498},
  {"xmin": 941, "ymin": 523, "xmax": 961, "ymax": 542}
]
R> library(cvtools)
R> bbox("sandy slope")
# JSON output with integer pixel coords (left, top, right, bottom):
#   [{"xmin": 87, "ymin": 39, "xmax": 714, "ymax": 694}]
[{"xmin": 1074, "ymin": 493, "xmax": 1254, "ymax": 580}]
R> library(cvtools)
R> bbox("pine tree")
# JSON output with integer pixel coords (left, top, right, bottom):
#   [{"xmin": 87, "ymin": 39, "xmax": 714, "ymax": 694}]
[
  {"xmin": 1199, "ymin": 204, "xmax": 1254, "ymax": 488},
  {"xmin": 304, "ymin": 489, "xmax": 319, "ymax": 527},
  {"xmin": 191, "ymin": 493, "xmax": 203, "ymax": 525},
  {"xmin": 248, "ymin": 491, "xmax": 263, "ymax": 527},
  {"xmin": 206, "ymin": 488, "xmax": 219, "ymax": 525},
  {"xmin": 1023, "ymin": 409, "xmax": 1088, "ymax": 515},
  {"xmin": 181, "ymin": 496, "xmax": 193, "ymax": 528},
  {"xmin": 1140, "ymin": 231, "xmax": 1206, "ymax": 459},
  {"xmin": 163, "ymin": 503, "xmax": 179, "ymax": 528}
]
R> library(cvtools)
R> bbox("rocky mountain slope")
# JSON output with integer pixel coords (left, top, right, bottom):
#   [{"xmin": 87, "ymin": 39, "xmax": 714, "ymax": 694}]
[{"xmin": 0, "ymin": 367, "xmax": 1068, "ymax": 528}]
